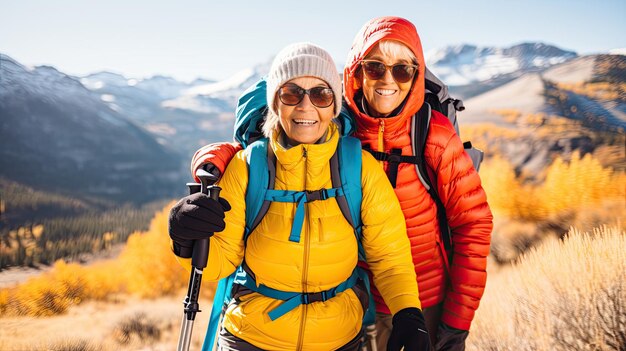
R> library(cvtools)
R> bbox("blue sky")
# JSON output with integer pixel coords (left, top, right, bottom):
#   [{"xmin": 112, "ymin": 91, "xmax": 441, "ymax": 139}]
[{"xmin": 2, "ymin": 0, "xmax": 624, "ymax": 82}]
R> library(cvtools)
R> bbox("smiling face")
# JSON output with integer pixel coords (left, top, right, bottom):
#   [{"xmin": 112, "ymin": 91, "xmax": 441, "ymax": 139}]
[
  {"xmin": 360, "ymin": 43, "xmax": 416, "ymax": 117},
  {"xmin": 277, "ymin": 76, "xmax": 335, "ymax": 145}
]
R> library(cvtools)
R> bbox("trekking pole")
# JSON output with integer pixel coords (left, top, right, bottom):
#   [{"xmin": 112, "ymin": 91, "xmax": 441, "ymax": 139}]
[
  {"xmin": 366, "ymin": 324, "xmax": 378, "ymax": 351},
  {"xmin": 177, "ymin": 169, "xmax": 220, "ymax": 351},
  {"xmin": 360, "ymin": 324, "xmax": 378, "ymax": 351}
]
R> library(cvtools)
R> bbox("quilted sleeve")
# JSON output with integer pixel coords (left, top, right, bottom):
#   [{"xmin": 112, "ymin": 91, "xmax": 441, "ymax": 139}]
[
  {"xmin": 426, "ymin": 111, "xmax": 493, "ymax": 330},
  {"xmin": 190, "ymin": 142, "xmax": 243, "ymax": 182},
  {"xmin": 178, "ymin": 150, "xmax": 249, "ymax": 282}
]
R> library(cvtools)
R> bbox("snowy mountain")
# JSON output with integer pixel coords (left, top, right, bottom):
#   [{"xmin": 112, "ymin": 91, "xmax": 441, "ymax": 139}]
[
  {"xmin": 78, "ymin": 70, "xmax": 233, "ymax": 157},
  {"xmin": 427, "ymin": 42, "xmax": 577, "ymax": 97},
  {"xmin": 164, "ymin": 58, "xmax": 272, "ymax": 113},
  {"xmin": 0, "ymin": 54, "xmax": 184, "ymax": 203}
]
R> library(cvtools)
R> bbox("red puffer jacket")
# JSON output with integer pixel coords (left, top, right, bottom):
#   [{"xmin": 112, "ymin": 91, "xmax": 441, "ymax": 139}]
[{"xmin": 343, "ymin": 16, "xmax": 492, "ymax": 330}]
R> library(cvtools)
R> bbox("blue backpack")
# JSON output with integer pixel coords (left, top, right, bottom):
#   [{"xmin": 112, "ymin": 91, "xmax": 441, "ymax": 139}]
[{"xmin": 202, "ymin": 79, "xmax": 374, "ymax": 351}]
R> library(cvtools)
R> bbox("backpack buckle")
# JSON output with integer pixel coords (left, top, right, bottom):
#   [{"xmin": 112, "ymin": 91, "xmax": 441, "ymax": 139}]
[
  {"xmin": 305, "ymin": 189, "xmax": 328, "ymax": 202},
  {"xmin": 301, "ymin": 290, "xmax": 330, "ymax": 305},
  {"xmin": 386, "ymin": 148, "xmax": 403, "ymax": 164}
]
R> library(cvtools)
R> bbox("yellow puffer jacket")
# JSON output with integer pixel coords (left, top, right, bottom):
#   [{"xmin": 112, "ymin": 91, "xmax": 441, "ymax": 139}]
[{"xmin": 201, "ymin": 123, "xmax": 419, "ymax": 350}]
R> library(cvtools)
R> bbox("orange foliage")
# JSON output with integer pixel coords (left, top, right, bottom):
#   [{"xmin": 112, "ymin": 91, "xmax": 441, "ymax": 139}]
[
  {"xmin": 481, "ymin": 152, "xmax": 626, "ymax": 221},
  {"xmin": 0, "ymin": 203, "xmax": 216, "ymax": 316},
  {"xmin": 117, "ymin": 207, "xmax": 189, "ymax": 298}
]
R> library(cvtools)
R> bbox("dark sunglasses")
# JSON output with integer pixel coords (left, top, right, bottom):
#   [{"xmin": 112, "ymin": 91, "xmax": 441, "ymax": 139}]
[
  {"xmin": 360, "ymin": 60, "xmax": 418, "ymax": 83},
  {"xmin": 278, "ymin": 83, "xmax": 334, "ymax": 108}
]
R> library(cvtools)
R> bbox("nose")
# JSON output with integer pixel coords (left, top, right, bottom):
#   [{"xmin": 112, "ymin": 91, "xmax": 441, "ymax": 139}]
[
  {"xmin": 296, "ymin": 93, "xmax": 315, "ymax": 110},
  {"xmin": 380, "ymin": 68, "xmax": 395, "ymax": 83}
]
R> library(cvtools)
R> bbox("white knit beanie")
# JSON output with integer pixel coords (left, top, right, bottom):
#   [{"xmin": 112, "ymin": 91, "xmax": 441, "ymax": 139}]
[{"xmin": 266, "ymin": 42, "xmax": 342, "ymax": 118}]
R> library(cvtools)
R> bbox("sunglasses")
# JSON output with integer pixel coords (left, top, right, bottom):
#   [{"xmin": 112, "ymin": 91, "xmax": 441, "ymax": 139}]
[
  {"xmin": 278, "ymin": 83, "xmax": 335, "ymax": 108},
  {"xmin": 360, "ymin": 60, "xmax": 418, "ymax": 83}
]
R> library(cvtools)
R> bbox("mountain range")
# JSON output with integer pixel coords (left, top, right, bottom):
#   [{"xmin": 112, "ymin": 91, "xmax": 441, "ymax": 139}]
[
  {"xmin": 1, "ymin": 42, "xmax": 624, "ymax": 205},
  {"xmin": 0, "ymin": 55, "xmax": 183, "ymax": 203}
]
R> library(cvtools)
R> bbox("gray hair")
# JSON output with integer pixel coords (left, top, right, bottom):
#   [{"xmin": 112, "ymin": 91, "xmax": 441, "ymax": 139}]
[
  {"xmin": 262, "ymin": 105, "xmax": 280, "ymax": 138},
  {"xmin": 376, "ymin": 40, "xmax": 418, "ymax": 64}
]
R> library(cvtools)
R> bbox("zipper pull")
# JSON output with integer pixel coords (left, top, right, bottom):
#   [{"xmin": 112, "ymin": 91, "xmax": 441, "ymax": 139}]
[
  {"xmin": 302, "ymin": 146, "xmax": 307, "ymax": 158},
  {"xmin": 377, "ymin": 119, "xmax": 385, "ymax": 152}
]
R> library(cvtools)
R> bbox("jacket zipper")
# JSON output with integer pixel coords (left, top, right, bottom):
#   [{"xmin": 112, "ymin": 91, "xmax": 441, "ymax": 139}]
[
  {"xmin": 296, "ymin": 145, "xmax": 309, "ymax": 351},
  {"xmin": 377, "ymin": 119, "xmax": 385, "ymax": 168}
]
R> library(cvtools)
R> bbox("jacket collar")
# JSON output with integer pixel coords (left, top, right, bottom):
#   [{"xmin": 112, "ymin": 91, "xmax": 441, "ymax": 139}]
[{"xmin": 270, "ymin": 123, "xmax": 339, "ymax": 172}]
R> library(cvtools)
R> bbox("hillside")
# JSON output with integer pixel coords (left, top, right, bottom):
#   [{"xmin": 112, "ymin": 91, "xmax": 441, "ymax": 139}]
[
  {"xmin": 460, "ymin": 54, "xmax": 626, "ymax": 176},
  {"xmin": 0, "ymin": 54, "xmax": 184, "ymax": 204}
]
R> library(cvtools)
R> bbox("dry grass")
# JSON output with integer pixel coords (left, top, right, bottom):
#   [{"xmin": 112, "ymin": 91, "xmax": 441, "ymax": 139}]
[
  {"xmin": 469, "ymin": 225, "xmax": 626, "ymax": 351},
  {"xmin": 112, "ymin": 312, "xmax": 162, "ymax": 346},
  {"xmin": 0, "ymin": 296, "xmax": 204, "ymax": 350},
  {"xmin": 490, "ymin": 197, "xmax": 625, "ymax": 264}
]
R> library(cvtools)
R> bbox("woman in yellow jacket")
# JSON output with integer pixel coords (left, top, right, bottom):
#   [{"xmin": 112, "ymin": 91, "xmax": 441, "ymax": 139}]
[{"xmin": 169, "ymin": 43, "xmax": 431, "ymax": 351}]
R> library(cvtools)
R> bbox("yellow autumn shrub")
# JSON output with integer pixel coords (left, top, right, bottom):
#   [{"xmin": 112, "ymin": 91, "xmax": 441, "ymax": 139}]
[
  {"xmin": 538, "ymin": 151, "xmax": 626, "ymax": 217},
  {"xmin": 6, "ymin": 260, "xmax": 85, "ymax": 316},
  {"xmin": 481, "ymin": 152, "xmax": 626, "ymax": 221},
  {"xmin": 117, "ymin": 206, "xmax": 189, "ymax": 298}
]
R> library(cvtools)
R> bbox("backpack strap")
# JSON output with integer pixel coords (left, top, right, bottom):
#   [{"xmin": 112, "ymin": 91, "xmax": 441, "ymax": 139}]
[
  {"xmin": 411, "ymin": 104, "xmax": 453, "ymax": 259},
  {"xmin": 246, "ymin": 142, "xmax": 276, "ymax": 239},
  {"xmin": 335, "ymin": 136, "xmax": 377, "ymax": 327},
  {"xmin": 334, "ymin": 136, "xmax": 363, "ymax": 237},
  {"xmin": 243, "ymin": 139, "xmax": 273, "ymax": 238}
]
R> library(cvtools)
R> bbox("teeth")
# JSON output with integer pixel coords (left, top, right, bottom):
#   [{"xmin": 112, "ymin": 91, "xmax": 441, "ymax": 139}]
[
  {"xmin": 375, "ymin": 89, "xmax": 396, "ymax": 96},
  {"xmin": 293, "ymin": 119, "xmax": 317, "ymax": 125}
]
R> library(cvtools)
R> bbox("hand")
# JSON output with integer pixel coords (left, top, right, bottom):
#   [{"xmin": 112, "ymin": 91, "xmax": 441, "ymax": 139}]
[
  {"xmin": 387, "ymin": 307, "xmax": 432, "ymax": 351},
  {"xmin": 169, "ymin": 192, "xmax": 231, "ymax": 243},
  {"xmin": 435, "ymin": 323, "xmax": 468, "ymax": 351}
]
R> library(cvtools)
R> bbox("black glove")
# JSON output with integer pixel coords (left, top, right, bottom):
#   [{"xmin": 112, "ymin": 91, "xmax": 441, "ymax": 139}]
[
  {"xmin": 169, "ymin": 192, "xmax": 231, "ymax": 255},
  {"xmin": 435, "ymin": 322, "xmax": 468, "ymax": 351},
  {"xmin": 387, "ymin": 307, "xmax": 432, "ymax": 351}
]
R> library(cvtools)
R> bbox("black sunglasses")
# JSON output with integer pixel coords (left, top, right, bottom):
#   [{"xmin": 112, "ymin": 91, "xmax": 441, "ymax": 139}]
[
  {"xmin": 360, "ymin": 60, "xmax": 418, "ymax": 83},
  {"xmin": 278, "ymin": 83, "xmax": 335, "ymax": 108}
]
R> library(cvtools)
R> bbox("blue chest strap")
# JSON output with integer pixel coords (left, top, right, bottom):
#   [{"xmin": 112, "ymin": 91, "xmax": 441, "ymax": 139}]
[{"xmin": 265, "ymin": 187, "xmax": 344, "ymax": 242}]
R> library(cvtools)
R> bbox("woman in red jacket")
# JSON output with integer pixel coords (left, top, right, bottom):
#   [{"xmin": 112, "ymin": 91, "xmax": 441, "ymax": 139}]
[{"xmin": 189, "ymin": 17, "xmax": 493, "ymax": 351}]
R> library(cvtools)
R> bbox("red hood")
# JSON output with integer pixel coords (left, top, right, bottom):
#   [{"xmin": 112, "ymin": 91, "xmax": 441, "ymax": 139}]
[{"xmin": 343, "ymin": 16, "xmax": 426, "ymax": 135}]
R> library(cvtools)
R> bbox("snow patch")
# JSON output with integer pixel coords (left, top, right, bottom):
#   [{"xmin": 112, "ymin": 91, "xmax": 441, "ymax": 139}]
[
  {"xmin": 100, "ymin": 94, "xmax": 115, "ymax": 102},
  {"xmin": 609, "ymin": 48, "xmax": 626, "ymax": 56}
]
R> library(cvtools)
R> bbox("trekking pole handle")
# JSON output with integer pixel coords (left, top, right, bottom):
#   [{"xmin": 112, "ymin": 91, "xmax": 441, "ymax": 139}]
[{"xmin": 192, "ymin": 169, "xmax": 220, "ymax": 269}]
